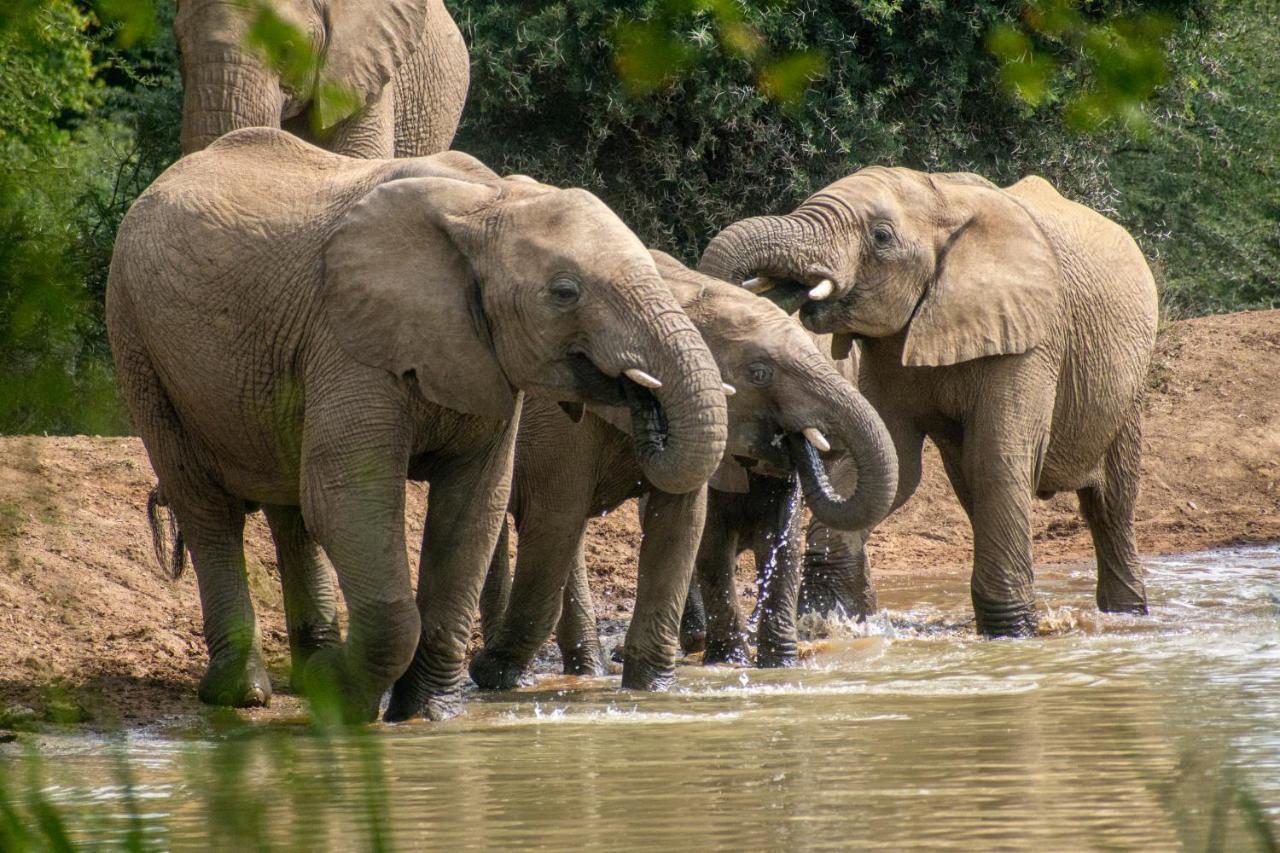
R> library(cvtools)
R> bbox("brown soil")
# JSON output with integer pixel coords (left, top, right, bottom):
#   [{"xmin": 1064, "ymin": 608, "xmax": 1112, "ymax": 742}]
[{"xmin": 2, "ymin": 309, "xmax": 1277, "ymax": 727}]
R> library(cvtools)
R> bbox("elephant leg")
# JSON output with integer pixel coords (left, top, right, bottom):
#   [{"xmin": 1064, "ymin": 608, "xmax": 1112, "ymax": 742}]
[
  {"xmin": 622, "ymin": 486, "xmax": 707, "ymax": 690},
  {"xmin": 943, "ymin": 428, "xmax": 1040, "ymax": 637},
  {"xmin": 556, "ymin": 556, "xmax": 605, "ymax": 676},
  {"xmin": 679, "ymin": 578, "xmax": 707, "ymax": 655},
  {"xmin": 262, "ymin": 505, "xmax": 341, "ymax": 692},
  {"xmin": 386, "ymin": 413, "xmax": 522, "ymax": 721},
  {"xmin": 177, "ymin": 494, "xmax": 271, "ymax": 708},
  {"xmin": 392, "ymin": 0, "xmax": 469, "ymax": 156},
  {"xmin": 1078, "ymin": 409, "xmax": 1147, "ymax": 614},
  {"xmin": 743, "ymin": 475, "xmax": 802, "ymax": 667},
  {"xmin": 469, "ymin": 514, "xmax": 589, "ymax": 690},
  {"xmin": 696, "ymin": 491, "xmax": 749, "ymax": 665},
  {"xmin": 800, "ymin": 420, "xmax": 924, "ymax": 617},
  {"xmin": 478, "ymin": 519, "xmax": 513, "ymax": 646}
]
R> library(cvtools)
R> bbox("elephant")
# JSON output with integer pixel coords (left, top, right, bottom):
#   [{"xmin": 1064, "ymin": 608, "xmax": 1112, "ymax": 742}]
[
  {"xmin": 107, "ymin": 127, "xmax": 728, "ymax": 722},
  {"xmin": 470, "ymin": 251, "xmax": 897, "ymax": 687},
  {"xmin": 175, "ymin": 0, "xmax": 468, "ymax": 157},
  {"xmin": 700, "ymin": 167, "xmax": 1159, "ymax": 636}
]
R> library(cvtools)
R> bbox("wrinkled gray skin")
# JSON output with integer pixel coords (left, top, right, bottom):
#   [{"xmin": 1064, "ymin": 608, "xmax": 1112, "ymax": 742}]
[
  {"xmin": 471, "ymin": 253, "xmax": 897, "ymax": 686},
  {"xmin": 175, "ymin": 0, "xmax": 468, "ymax": 156},
  {"xmin": 108, "ymin": 129, "xmax": 727, "ymax": 722},
  {"xmin": 701, "ymin": 167, "xmax": 1158, "ymax": 636}
]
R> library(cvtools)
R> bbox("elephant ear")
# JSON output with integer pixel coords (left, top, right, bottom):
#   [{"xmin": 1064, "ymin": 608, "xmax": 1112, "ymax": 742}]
[
  {"xmin": 322, "ymin": 176, "xmax": 516, "ymax": 420},
  {"xmin": 316, "ymin": 0, "xmax": 433, "ymax": 130},
  {"xmin": 902, "ymin": 186, "xmax": 1060, "ymax": 368}
]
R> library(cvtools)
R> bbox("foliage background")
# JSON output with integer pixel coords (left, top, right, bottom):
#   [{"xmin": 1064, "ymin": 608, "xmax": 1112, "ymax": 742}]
[{"xmin": 0, "ymin": 0, "xmax": 1275, "ymax": 433}]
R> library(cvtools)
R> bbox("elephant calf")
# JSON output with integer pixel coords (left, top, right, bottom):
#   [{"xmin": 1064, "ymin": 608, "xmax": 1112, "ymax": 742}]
[
  {"xmin": 109, "ymin": 129, "xmax": 729, "ymax": 722},
  {"xmin": 471, "ymin": 252, "xmax": 897, "ymax": 688},
  {"xmin": 702, "ymin": 167, "xmax": 1159, "ymax": 636}
]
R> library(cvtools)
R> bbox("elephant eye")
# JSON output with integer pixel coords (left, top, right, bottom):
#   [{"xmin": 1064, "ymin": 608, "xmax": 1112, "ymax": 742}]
[
  {"xmin": 872, "ymin": 223, "xmax": 895, "ymax": 248},
  {"xmin": 747, "ymin": 361, "xmax": 773, "ymax": 386},
  {"xmin": 547, "ymin": 274, "xmax": 581, "ymax": 307}
]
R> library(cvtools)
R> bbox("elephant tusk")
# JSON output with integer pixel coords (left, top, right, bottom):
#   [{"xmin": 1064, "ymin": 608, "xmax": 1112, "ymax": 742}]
[
  {"xmin": 807, "ymin": 279, "xmax": 834, "ymax": 301},
  {"xmin": 802, "ymin": 427, "xmax": 831, "ymax": 453},
  {"xmin": 722, "ymin": 383, "xmax": 737, "ymax": 396},
  {"xmin": 624, "ymin": 368, "xmax": 663, "ymax": 389},
  {"xmin": 742, "ymin": 276, "xmax": 775, "ymax": 294}
]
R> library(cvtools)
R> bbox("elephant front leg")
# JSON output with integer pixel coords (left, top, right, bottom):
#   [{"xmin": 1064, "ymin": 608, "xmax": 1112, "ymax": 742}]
[
  {"xmin": 478, "ymin": 520, "xmax": 513, "ymax": 646},
  {"xmin": 752, "ymin": 477, "xmax": 805, "ymax": 668},
  {"xmin": 263, "ymin": 505, "xmax": 341, "ymax": 692},
  {"xmin": 946, "ymin": 435, "xmax": 1040, "ymax": 637},
  {"xmin": 556, "ymin": 557, "xmax": 605, "ymax": 676},
  {"xmin": 385, "ymin": 413, "xmax": 521, "ymax": 722},
  {"xmin": 1078, "ymin": 409, "xmax": 1148, "ymax": 614},
  {"xmin": 696, "ymin": 491, "xmax": 749, "ymax": 665},
  {"xmin": 469, "ymin": 517, "xmax": 590, "ymax": 690},
  {"xmin": 799, "ymin": 523, "xmax": 875, "ymax": 620},
  {"xmin": 622, "ymin": 487, "xmax": 707, "ymax": 690},
  {"xmin": 679, "ymin": 579, "xmax": 707, "ymax": 655}
]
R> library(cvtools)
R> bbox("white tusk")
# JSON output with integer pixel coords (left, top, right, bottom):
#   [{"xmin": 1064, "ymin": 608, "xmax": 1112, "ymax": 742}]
[
  {"xmin": 802, "ymin": 427, "xmax": 831, "ymax": 453},
  {"xmin": 624, "ymin": 368, "xmax": 663, "ymax": 389},
  {"xmin": 742, "ymin": 276, "xmax": 775, "ymax": 294},
  {"xmin": 722, "ymin": 383, "xmax": 737, "ymax": 396},
  {"xmin": 807, "ymin": 279, "xmax": 834, "ymax": 301}
]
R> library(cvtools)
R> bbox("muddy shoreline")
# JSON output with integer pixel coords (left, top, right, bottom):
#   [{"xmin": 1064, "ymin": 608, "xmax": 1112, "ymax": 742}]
[{"xmin": 1, "ymin": 309, "xmax": 1277, "ymax": 728}]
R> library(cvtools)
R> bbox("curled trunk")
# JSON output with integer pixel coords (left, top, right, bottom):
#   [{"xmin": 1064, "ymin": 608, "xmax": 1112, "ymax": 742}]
[
  {"xmin": 786, "ymin": 365, "xmax": 897, "ymax": 532},
  {"xmin": 698, "ymin": 214, "xmax": 813, "ymax": 285},
  {"xmin": 623, "ymin": 300, "xmax": 728, "ymax": 495}
]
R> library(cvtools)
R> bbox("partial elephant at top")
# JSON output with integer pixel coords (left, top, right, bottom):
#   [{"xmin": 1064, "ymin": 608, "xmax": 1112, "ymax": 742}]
[
  {"xmin": 701, "ymin": 166, "xmax": 1159, "ymax": 637},
  {"xmin": 175, "ymin": 0, "xmax": 469, "ymax": 157}
]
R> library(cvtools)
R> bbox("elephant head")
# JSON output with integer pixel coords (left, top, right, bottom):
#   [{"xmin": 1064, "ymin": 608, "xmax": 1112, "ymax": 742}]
[
  {"xmin": 174, "ymin": 0, "xmax": 439, "ymax": 153},
  {"xmin": 322, "ymin": 163, "xmax": 728, "ymax": 495},
  {"xmin": 640, "ymin": 252, "xmax": 897, "ymax": 532},
  {"xmin": 698, "ymin": 167, "xmax": 1060, "ymax": 368}
]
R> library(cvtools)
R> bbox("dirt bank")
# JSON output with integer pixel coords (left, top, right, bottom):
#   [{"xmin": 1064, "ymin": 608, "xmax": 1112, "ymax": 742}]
[{"xmin": 1, "ymin": 310, "xmax": 1277, "ymax": 726}]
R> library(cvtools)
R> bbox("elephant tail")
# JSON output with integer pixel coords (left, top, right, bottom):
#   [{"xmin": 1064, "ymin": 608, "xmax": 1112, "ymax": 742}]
[{"xmin": 146, "ymin": 487, "xmax": 187, "ymax": 580}]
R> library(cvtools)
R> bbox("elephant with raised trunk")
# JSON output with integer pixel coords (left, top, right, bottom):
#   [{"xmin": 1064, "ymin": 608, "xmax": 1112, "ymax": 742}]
[
  {"xmin": 108, "ymin": 128, "xmax": 727, "ymax": 722},
  {"xmin": 701, "ymin": 167, "xmax": 1158, "ymax": 636},
  {"xmin": 175, "ymin": 0, "xmax": 468, "ymax": 157},
  {"xmin": 472, "ymin": 252, "xmax": 896, "ymax": 686}
]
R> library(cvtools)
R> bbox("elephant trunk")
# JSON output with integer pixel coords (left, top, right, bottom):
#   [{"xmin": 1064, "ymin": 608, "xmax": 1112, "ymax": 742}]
[
  {"xmin": 179, "ymin": 51, "xmax": 285, "ymax": 154},
  {"xmin": 622, "ymin": 296, "xmax": 728, "ymax": 495},
  {"xmin": 785, "ymin": 363, "xmax": 897, "ymax": 532},
  {"xmin": 699, "ymin": 214, "xmax": 816, "ymax": 286}
]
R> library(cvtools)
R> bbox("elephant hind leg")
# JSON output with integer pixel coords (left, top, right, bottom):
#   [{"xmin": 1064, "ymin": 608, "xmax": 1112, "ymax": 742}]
[
  {"xmin": 557, "ymin": 558, "xmax": 605, "ymax": 676},
  {"xmin": 1078, "ymin": 408, "xmax": 1147, "ymax": 614},
  {"xmin": 110, "ymin": 315, "xmax": 270, "ymax": 707},
  {"xmin": 262, "ymin": 505, "xmax": 341, "ymax": 692}
]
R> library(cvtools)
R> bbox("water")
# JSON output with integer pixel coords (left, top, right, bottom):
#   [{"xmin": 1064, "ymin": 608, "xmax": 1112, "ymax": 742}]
[{"xmin": 5, "ymin": 546, "xmax": 1279, "ymax": 850}]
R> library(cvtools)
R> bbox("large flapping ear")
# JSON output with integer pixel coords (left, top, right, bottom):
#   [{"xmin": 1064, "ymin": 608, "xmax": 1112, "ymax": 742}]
[
  {"xmin": 317, "ymin": 0, "xmax": 433, "ymax": 129},
  {"xmin": 323, "ymin": 176, "xmax": 517, "ymax": 419},
  {"xmin": 903, "ymin": 186, "xmax": 1060, "ymax": 367}
]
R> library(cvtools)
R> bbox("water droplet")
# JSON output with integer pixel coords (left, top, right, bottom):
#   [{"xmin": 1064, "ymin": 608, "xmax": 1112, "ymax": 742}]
[{"xmin": 738, "ymin": 671, "xmax": 750, "ymax": 687}]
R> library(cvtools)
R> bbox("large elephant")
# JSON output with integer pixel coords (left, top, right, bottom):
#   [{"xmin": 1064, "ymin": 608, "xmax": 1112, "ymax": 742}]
[
  {"xmin": 175, "ymin": 0, "xmax": 468, "ymax": 156},
  {"xmin": 700, "ymin": 167, "xmax": 1158, "ymax": 636},
  {"xmin": 107, "ymin": 128, "xmax": 728, "ymax": 722},
  {"xmin": 471, "ymin": 252, "xmax": 897, "ymax": 686}
]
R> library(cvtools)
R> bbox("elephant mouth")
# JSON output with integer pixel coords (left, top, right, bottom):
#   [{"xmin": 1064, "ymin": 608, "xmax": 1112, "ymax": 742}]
[{"xmin": 565, "ymin": 351, "xmax": 671, "ymax": 450}]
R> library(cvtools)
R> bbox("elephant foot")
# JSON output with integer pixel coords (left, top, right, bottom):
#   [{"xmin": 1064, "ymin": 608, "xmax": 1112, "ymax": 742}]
[
  {"xmin": 621, "ymin": 653, "xmax": 675, "ymax": 691},
  {"xmin": 1097, "ymin": 599, "xmax": 1148, "ymax": 615},
  {"xmin": 679, "ymin": 628, "xmax": 706, "ymax": 656},
  {"xmin": 468, "ymin": 650, "xmax": 533, "ymax": 690},
  {"xmin": 561, "ymin": 648, "xmax": 606, "ymax": 677},
  {"xmin": 301, "ymin": 649, "xmax": 381, "ymax": 725},
  {"xmin": 972, "ymin": 595, "xmax": 1039, "ymax": 638},
  {"xmin": 797, "ymin": 584, "xmax": 875, "ymax": 621},
  {"xmin": 383, "ymin": 687, "xmax": 462, "ymax": 723},
  {"xmin": 702, "ymin": 636, "xmax": 751, "ymax": 666},
  {"xmin": 755, "ymin": 634, "xmax": 798, "ymax": 669},
  {"xmin": 199, "ymin": 649, "xmax": 272, "ymax": 709},
  {"xmin": 1096, "ymin": 581, "xmax": 1148, "ymax": 615},
  {"xmin": 288, "ymin": 626, "xmax": 342, "ymax": 693}
]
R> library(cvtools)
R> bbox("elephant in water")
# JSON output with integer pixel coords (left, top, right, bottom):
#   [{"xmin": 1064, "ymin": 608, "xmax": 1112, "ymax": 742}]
[
  {"xmin": 472, "ymin": 251, "xmax": 897, "ymax": 686},
  {"xmin": 175, "ymin": 0, "xmax": 468, "ymax": 156},
  {"xmin": 108, "ymin": 128, "xmax": 728, "ymax": 722},
  {"xmin": 701, "ymin": 167, "xmax": 1158, "ymax": 636}
]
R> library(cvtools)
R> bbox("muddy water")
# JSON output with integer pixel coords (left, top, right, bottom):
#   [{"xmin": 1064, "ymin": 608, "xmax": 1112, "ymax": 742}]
[{"xmin": 9, "ymin": 546, "xmax": 1280, "ymax": 849}]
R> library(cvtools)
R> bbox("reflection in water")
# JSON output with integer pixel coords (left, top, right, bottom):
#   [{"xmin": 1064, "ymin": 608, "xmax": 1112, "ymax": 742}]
[{"xmin": 4, "ymin": 547, "xmax": 1279, "ymax": 849}]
